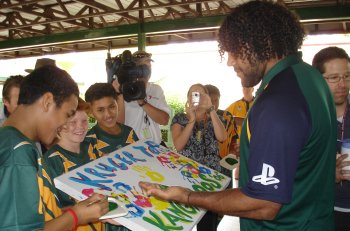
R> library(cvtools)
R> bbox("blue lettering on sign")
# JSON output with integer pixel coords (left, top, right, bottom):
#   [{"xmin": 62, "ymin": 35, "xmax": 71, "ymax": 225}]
[
  {"xmin": 124, "ymin": 203, "xmax": 145, "ymax": 218},
  {"xmin": 113, "ymin": 182, "xmax": 132, "ymax": 193},
  {"xmin": 85, "ymin": 167, "xmax": 116, "ymax": 178},
  {"xmin": 144, "ymin": 140, "xmax": 162, "ymax": 155},
  {"xmin": 122, "ymin": 151, "xmax": 147, "ymax": 163},
  {"xmin": 94, "ymin": 163, "xmax": 118, "ymax": 174},
  {"xmin": 113, "ymin": 153, "xmax": 133, "ymax": 165},
  {"xmin": 107, "ymin": 157, "xmax": 128, "ymax": 170},
  {"xmin": 133, "ymin": 146, "xmax": 154, "ymax": 157},
  {"xmin": 69, "ymin": 172, "xmax": 113, "ymax": 190}
]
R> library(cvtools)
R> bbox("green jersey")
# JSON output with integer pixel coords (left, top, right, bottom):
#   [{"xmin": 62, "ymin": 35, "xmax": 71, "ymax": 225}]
[
  {"xmin": 45, "ymin": 141, "xmax": 105, "ymax": 231},
  {"xmin": 86, "ymin": 123, "xmax": 139, "ymax": 155},
  {"xmin": 0, "ymin": 126, "xmax": 62, "ymax": 230}
]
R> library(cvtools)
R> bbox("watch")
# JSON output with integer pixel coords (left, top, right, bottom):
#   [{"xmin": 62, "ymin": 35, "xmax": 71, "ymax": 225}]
[
  {"xmin": 207, "ymin": 105, "xmax": 215, "ymax": 113},
  {"xmin": 138, "ymin": 98, "xmax": 148, "ymax": 107}
]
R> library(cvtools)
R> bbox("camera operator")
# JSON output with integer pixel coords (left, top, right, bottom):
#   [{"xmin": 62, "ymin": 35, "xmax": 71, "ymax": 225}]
[{"xmin": 113, "ymin": 50, "xmax": 170, "ymax": 145}]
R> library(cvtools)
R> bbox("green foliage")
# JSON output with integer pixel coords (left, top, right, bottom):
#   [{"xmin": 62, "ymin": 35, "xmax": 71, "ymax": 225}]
[
  {"xmin": 88, "ymin": 116, "xmax": 96, "ymax": 129},
  {"xmin": 166, "ymin": 96, "xmax": 185, "ymax": 115},
  {"xmin": 161, "ymin": 129, "xmax": 168, "ymax": 142}
]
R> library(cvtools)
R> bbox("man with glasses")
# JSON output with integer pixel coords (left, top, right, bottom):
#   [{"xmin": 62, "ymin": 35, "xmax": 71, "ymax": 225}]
[{"xmin": 312, "ymin": 46, "xmax": 350, "ymax": 231}]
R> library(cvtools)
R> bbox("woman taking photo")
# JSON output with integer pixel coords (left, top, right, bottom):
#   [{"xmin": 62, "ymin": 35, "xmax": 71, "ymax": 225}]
[
  {"xmin": 171, "ymin": 83, "xmax": 227, "ymax": 231},
  {"xmin": 171, "ymin": 83, "xmax": 227, "ymax": 171}
]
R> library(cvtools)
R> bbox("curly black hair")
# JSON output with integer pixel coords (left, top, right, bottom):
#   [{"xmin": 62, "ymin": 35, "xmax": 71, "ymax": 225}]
[
  {"xmin": 218, "ymin": 0, "xmax": 305, "ymax": 64},
  {"xmin": 85, "ymin": 83, "xmax": 117, "ymax": 103},
  {"xmin": 312, "ymin": 46, "xmax": 350, "ymax": 74},
  {"xmin": 18, "ymin": 66, "xmax": 79, "ymax": 107}
]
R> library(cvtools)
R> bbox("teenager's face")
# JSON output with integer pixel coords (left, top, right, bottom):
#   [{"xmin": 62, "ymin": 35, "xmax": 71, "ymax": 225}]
[
  {"xmin": 3, "ymin": 86, "xmax": 20, "ymax": 114},
  {"xmin": 323, "ymin": 58, "xmax": 350, "ymax": 106},
  {"xmin": 90, "ymin": 97, "xmax": 118, "ymax": 130},
  {"xmin": 227, "ymin": 52, "xmax": 264, "ymax": 87},
  {"xmin": 60, "ymin": 110, "xmax": 89, "ymax": 144},
  {"xmin": 39, "ymin": 94, "xmax": 78, "ymax": 145}
]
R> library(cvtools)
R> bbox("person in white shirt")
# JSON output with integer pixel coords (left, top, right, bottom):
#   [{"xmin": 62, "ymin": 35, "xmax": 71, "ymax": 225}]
[{"xmin": 113, "ymin": 51, "xmax": 170, "ymax": 145}]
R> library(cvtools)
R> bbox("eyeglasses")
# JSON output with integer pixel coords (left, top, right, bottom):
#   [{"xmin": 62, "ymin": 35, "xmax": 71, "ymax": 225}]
[{"xmin": 324, "ymin": 72, "xmax": 350, "ymax": 83}]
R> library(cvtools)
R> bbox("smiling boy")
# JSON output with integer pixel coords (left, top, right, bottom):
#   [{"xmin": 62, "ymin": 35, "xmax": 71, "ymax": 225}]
[{"xmin": 85, "ymin": 83, "xmax": 138, "ymax": 159}]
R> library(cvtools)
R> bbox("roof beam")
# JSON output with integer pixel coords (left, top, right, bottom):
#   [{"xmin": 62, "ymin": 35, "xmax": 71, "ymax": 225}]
[
  {"xmin": 0, "ymin": 0, "xmax": 46, "ymax": 10},
  {"xmin": 0, "ymin": 5, "xmax": 349, "ymax": 52},
  {"xmin": 0, "ymin": 0, "xmax": 220, "ymax": 31},
  {"xmin": 295, "ymin": 5, "xmax": 350, "ymax": 23},
  {"xmin": 0, "ymin": 15, "xmax": 223, "ymax": 51}
]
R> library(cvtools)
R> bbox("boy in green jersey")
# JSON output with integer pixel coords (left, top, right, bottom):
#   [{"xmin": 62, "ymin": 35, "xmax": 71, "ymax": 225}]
[
  {"xmin": 85, "ymin": 83, "xmax": 138, "ymax": 155},
  {"xmin": 85, "ymin": 83, "xmax": 139, "ymax": 231},
  {"xmin": 0, "ymin": 66, "xmax": 108, "ymax": 231}
]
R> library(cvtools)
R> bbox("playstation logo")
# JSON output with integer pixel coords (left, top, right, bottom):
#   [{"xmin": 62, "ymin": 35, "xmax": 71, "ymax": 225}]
[{"xmin": 252, "ymin": 163, "xmax": 280, "ymax": 185}]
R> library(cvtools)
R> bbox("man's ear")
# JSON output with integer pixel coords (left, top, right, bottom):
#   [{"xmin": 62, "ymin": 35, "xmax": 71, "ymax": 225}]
[{"xmin": 41, "ymin": 92, "xmax": 55, "ymax": 112}]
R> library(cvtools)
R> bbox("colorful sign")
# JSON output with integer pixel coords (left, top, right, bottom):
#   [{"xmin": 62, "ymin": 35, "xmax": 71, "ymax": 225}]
[{"xmin": 54, "ymin": 140, "xmax": 231, "ymax": 231}]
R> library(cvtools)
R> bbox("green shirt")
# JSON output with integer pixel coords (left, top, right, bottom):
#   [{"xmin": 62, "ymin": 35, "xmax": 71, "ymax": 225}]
[
  {"xmin": 45, "ymin": 141, "xmax": 105, "ymax": 231},
  {"xmin": 239, "ymin": 54, "xmax": 336, "ymax": 230},
  {"xmin": 86, "ymin": 123, "xmax": 139, "ymax": 155},
  {"xmin": 0, "ymin": 127, "xmax": 61, "ymax": 230},
  {"xmin": 45, "ymin": 141, "xmax": 102, "ymax": 207}
]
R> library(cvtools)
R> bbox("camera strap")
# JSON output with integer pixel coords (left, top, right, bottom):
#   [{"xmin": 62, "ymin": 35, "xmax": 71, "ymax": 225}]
[{"xmin": 144, "ymin": 114, "xmax": 150, "ymax": 126}]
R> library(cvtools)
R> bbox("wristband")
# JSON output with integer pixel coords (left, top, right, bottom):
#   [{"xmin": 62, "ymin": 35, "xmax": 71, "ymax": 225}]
[
  {"xmin": 138, "ymin": 99, "xmax": 148, "ymax": 107},
  {"xmin": 66, "ymin": 208, "xmax": 79, "ymax": 230},
  {"xmin": 207, "ymin": 105, "xmax": 215, "ymax": 113}
]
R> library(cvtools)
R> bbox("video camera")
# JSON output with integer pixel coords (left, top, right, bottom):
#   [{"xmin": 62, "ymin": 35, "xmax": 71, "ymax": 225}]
[{"xmin": 106, "ymin": 50, "xmax": 151, "ymax": 102}]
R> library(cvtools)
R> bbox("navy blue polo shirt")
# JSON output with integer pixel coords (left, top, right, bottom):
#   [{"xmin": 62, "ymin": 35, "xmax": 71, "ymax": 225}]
[{"xmin": 239, "ymin": 53, "xmax": 337, "ymax": 230}]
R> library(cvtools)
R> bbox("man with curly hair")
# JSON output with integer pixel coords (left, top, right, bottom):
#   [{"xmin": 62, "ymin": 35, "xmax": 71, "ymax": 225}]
[{"xmin": 139, "ymin": 1, "xmax": 337, "ymax": 230}]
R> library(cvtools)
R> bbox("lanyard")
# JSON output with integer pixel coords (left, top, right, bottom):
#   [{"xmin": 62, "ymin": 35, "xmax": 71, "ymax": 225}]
[{"xmin": 341, "ymin": 104, "xmax": 348, "ymax": 141}]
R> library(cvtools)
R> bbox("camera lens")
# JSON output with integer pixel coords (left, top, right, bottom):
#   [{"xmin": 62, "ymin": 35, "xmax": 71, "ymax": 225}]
[{"xmin": 122, "ymin": 81, "xmax": 146, "ymax": 102}]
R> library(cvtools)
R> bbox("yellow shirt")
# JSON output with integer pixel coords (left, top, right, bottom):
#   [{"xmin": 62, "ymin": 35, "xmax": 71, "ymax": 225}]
[{"xmin": 226, "ymin": 98, "xmax": 254, "ymax": 141}]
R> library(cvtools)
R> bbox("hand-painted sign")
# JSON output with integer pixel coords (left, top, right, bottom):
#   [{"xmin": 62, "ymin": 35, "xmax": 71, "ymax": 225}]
[{"xmin": 54, "ymin": 140, "xmax": 231, "ymax": 231}]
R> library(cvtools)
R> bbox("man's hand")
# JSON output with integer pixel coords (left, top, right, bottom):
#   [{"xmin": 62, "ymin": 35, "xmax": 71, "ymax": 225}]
[
  {"xmin": 139, "ymin": 181, "xmax": 191, "ymax": 204},
  {"xmin": 111, "ymin": 79, "xmax": 121, "ymax": 94},
  {"xmin": 336, "ymin": 154, "xmax": 350, "ymax": 183}
]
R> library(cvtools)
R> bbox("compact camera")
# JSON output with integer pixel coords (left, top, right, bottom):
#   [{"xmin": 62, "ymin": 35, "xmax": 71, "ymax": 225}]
[{"xmin": 192, "ymin": 92, "xmax": 200, "ymax": 106}]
